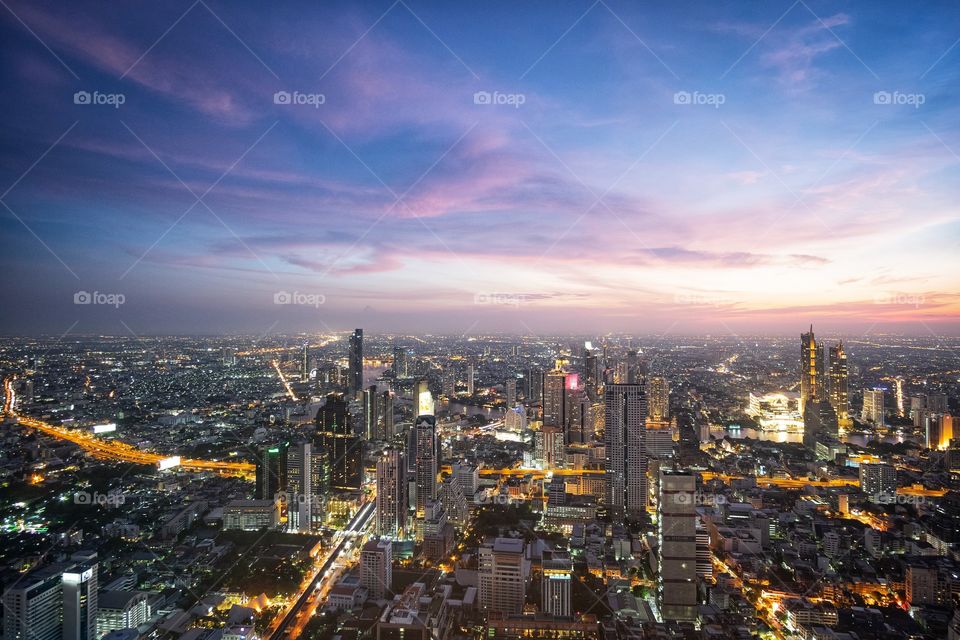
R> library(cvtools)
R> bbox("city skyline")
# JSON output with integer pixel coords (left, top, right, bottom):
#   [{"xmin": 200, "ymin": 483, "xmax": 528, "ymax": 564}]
[{"xmin": 1, "ymin": 0, "xmax": 959, "ymax": 334}]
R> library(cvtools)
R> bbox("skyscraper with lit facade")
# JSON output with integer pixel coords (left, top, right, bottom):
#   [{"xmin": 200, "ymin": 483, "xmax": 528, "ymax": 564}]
[
  {"xmin": 658, "ymin": 469, "xmax": 698, "ymax": 622},
  {"xmin": 604, "ymin": 383, "xmax": 647, "ymax": 519},
  {"xmin": 828, "ymin": 341, "xmax": 850, "ymax": 426},
  {"xmin": 348, "ymin": 328, "xmax": 363, "ymax": 394},
  {"xmin": 316, "ymin": 393, "xmax": 362, "ymax": 490},
  {"xmin": 800, "ymin": 325, "xmax": 825, "ymax": 414},
  {"xmin": 376, "ymin": 447, "xmax": 407, "ymax": 539}
]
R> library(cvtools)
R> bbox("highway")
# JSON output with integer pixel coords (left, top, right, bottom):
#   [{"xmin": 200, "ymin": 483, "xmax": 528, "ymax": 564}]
[
  {"xmin": 3, "ymin": 377, "xmax": 254, "ymax": 477},
  {"xmin": 269, "ymin": 500, "xmax": 376, "ymax": 640}
]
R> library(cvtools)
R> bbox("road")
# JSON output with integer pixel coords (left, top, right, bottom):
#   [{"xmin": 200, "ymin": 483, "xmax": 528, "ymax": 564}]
[
  {"xmin": 268, "ymin": 500, "xmax": 376, "ymax": 640},
  {"xmin": 3, "ymin": 377, "xmax": 254, "ymax": 476}
]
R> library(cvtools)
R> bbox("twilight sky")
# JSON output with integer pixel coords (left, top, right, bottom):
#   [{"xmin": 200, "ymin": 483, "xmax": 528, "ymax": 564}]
[{"xmin": 1, "ymin": 0, "xmax": 959, "ymax": 336}]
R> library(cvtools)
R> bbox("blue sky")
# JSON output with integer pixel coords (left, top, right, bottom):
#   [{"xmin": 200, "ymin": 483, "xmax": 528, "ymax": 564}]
[{"xmin": 1, "ymin": 0, "xmax": 959, "ymax": 336}]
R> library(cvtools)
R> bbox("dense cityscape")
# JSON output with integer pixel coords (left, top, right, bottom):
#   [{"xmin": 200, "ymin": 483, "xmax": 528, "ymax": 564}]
[{"xmin": 2, "ymin": 329, "xmax": 959, "ymax": 640}]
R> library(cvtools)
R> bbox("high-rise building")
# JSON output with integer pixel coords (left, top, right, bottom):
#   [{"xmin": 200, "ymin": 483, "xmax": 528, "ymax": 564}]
[
  {"xmin": 3, "ymin": 564, "xmax": 67, "ymax": 640},
  {"xmin": 924, "ymin": 413, "xmax": 954, "ymax": 450},
  {"xmin": 467, "ymin": 365, "xmax": 476, "ymax": 395},
  {"xmin": 301, "ymin": 342, "xmax": 310, "ymax": 382},
  {"xmin": 803, "ymin": 399, "xmax": 839, "ymax": 450},
  {"xmin": 360, "ymin": 539, "xmax": 393, "ymax": 600},
  {"xmin": 605, "ymin": 383, "xmax": 647, "ymax": 519},
  {"xmin": 696, "ymin": 526, "xmax": 712, "ymax": 581},
  {"xmin": 505, "ymin": 378, "xmax": 517, "ymax": 407},
  {"xmin": 363, "ymin": 385, "xmax": 380, "ymax": 440},
  {"xmin": 541, "ymin": 550, "xmax": 572, "ymax": 618},
  {"xmin": 478, "ymin": 538, "xmax": 529, "ymax": 615},
  {"xmin": 392, "ymin": 346, "xmax": 408, "ymax": 378},
  {"xmin": 658, "ymin": 469, "xmax": 698, "ymax": 622},
  {"xmin": 439, "ymin": 475, "xmax": 469, "ymax": 526},
  {"xmin": 535, "ymin": 424, "xmax": 565, "ymax": 469},
  {"xmin": 286, "ymin": 441, "xmax": 314, "ymax": 532},
  {"xmin": 441, "ymin": 367, "xmax": 456, "ymax": 398},
  {"xmin": 96, "ymin": 591, "xmax": 149, "ymax": 638},
  {"xmin": 380, "ymin": 390, "xmax": 394, "ymax": 440},
  {"xmin": 646, "ymin": 376, "xmax": 670, "ymax": 423},
  {"xmin": 422, "ymin": 500, "xmax": 454, "ymax": 560},
  {"xmin": 564, "ymin": 380, "xmax": 585, "ymax": 444},
  {"xmin": 348, "ymin": 329, "xmax": 363, "ymax": 394},
  {"xmin": 63, "ymin": 556, "xmax": 98, "ymax": 640},
  {"xmin": 861, "ymin": 388, "xmax": 885, "ymax": 425},
  {"xmin": 828, "ymin": 342, "xmax": 850, "ymax": 425},
  {"xmin": 800, "ymin": 325, "xmax": 825, "ymax": 414},
  {"xmin": 525, "ymin": 367, "xmax": 543, "ymax": 406},
  {"xmin": 316, "ymin": 394, "xmax": 362, "ymax": 490},
  {"xmin": 453, "ymin": 462, "xmax": 479, "ymax": 503},
  {"xmin": 860, "ymin": 462, "xmax": 897, "ymax": 502},
  {"xmin": 414, "ymin": 415, "xmax": 438, "ymax": 524},
  {"xmin": 376, "ymin": 448, "xmax": 407, "ymax": 539},
  {"xmin": 255, "ymin": 443, "xmax": 288, "ymax": 500},
  {"xmin": 543, "ymin": 369, "xmax": 567, "ymax": 429}
]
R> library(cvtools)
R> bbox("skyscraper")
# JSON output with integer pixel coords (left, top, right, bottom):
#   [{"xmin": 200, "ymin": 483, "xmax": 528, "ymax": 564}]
[
  {"xmin": 255, "ymin": 443, "xmax": 287, "ymax": 500},
  {"xmin": 316, "ymin": 394, "xmax": 362, "ymax": 490},
  {"xmin": 363, "ymin": 385, "xmax": 380, "ymax": 440},
  {"xmin": 541, "ymin": 550, "xmax": 572, "ymax": 618},
  {"xmin": 63, "ymin": 555, "xmax": 98, "ymax": 640},
  {"xmin": 414, "ymin": 415, "xmax": 438, "ymax": 524},
  {"xmin": 478, "ymin": 538, "xmax": 529, "ymax": 615},
  {"xmin": 505, "ymin": 377, "xmax": 517, "ymax": 407},
  {"xmin": 604, "ymin": 383, "xmax": 647, "ymax": 519},
  {"xmin": 286, "ymin": 441, "xmax": 314, "ymax": 532},
  {"xmin": 543, "ymin": 368, "xmax": 567, "ymax": 429},
  {"xmin": 861, "ymin": 388, "xmax": 885, "ymax": 425},
  {"xmin": 376, "ymin": 447, "xmax": 407, "ymax": 539},
  {"xmin": 525, "ymin": 367, "xmax": 543, "ymax": 406},
  {"xmin": 301, "ymin": 342, "xmax": 309, "ymax": 382},
  {"xmin": 380, "ymin": 390, "xmax": 394, "ymax": 440},
  {"xmin": 658, "ymin": 469, "xmax": 698, "ymax": 622},
  {"xmin": 360, "ymin": 539, "xmax": 393, "ymax": 600},
  {"xmin": 392, "ymin": 345, "xmax": 408, "ymax": 378},
  {"xmin": 348, "ymin": 328, "xmax": 363, "ymax": 394},
  {"xmin": 800, "ymin": 325, "xmax": 825, "ymax": 414},
  {"xmin": 441, "ymin": 367, "xmax": 456, "ymax": 398},
  {"xmin": 467, "ymin": 364, "xmax": 476, "ymax": 395},
  {"xmin": 860, "ymin": 462, "xmax": 897, "ymax": 502},
  {"xmin": 828, "ymin": 342, "xmax": 850, "ymax": 425},
  {"xmin": 3, "ymin": 565, "xmax": 66, "ymax": 640}
]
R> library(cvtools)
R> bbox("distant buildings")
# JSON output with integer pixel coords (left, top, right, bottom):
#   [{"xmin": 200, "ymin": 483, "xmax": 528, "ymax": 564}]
[{"xmin": 479, "ymin": 538, "xmax": 529, "ymax": 615}]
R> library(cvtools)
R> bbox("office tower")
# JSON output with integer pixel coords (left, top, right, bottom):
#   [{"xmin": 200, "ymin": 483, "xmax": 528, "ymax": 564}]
[
  {"xmin": 658, "ymin": 469, "xmax": 698, "ymax": 622},
  {"xmin": 861, "ymin": 388, "xmax": 885, "ymax": 425},
  {"xmin": 646, "ymin": 376, "xmax": 670, "ymax": 423},
  {"xmin": 301, "ymin": 342, "xmax": 309, "ymax": 382},
  {"xmin": 440, "ymin": 475, "xmax": 469, "ymax": 526},
  {"xmin": 360, "ymin": 539, "xmax": 393, "ymax": 600},
  {"xmin": 626, "ymin": 350, "xmax": 640, "ymax": 383},
  {"xmin": 828, "ymin": 342, "xmax": 850, "ymax": 425},
  {"xmin": 392, "ymin": 346, "xmax": 408, "ymax": 378},
  {"xmin": 860, "ymin": 462, "xmax": 897, "ymax": 501},
  {"xmin": 800, "ymin": 325, "xmax": 825, "ymax": 414},
  {"xmin": 803, "ymin": 399, "xmax": 839, "ymax": 450},
  {"xmin": 467, "ymin": 365, "xmax": 476, "ymax": 395},
  {"xmin": 422, "ymin": 501, "xmax": 454, "ymax": 560},
  {"xmin": 348, "ymin": 328, "xmax": 363, "ymax": 394},
  {"xmin": 380, "ymin": 390, "xmax": 394, "ymax": 440},
  {"xmin": 541, "ymin": 550, "xmax": 572, "ymax": 618},
  {"xmin": 645, "ymin": 427, "xmax": 675, "ymax": 459},
  {"xmin": 563, "ymin": 377, "xmax": 585, "ymax": 444},
  {"xmin": 286, "ymin": 441, "xmax": 313, "ymax": 532},
  {"xmin": 310, "ymin": 446, "xmax": 331, "ymax": 526},
  {"xmin": 3, "ymin": 564, "xmax": 65, "ymax": 640},
  {"xmin": 316, "ymin": 394, "xmax": 362, "ymax": 490},
  {"xmin": 505, "ymin": 378, "xmax": 517, "ymax": 407},
  {"xmin": 525, "ymin": 367, "xmax": 543, "ymax": 406},
  {"xmin": 415, "ymin": 379, "xmax": 434, "ymax": 416},
  {"xmin": 583, "ymin": 347, "xmax": 598, "ymax": 394},
  {"xmin": 376, "ymin": 448, "xmax": 407, "ymax": 539},
  {"xmin": 363, "ymin": 385, "xmax": 380, "ymax": 440},
  {"xmin": 543, "ymin": 368, "xmax": 567, "ymax": 428},
  {"xmin": 927, "ymin": 393, "xmax": 949, "ymax": 413},
  {"xmin": 414, "ymin": 415, "xmax": 438, "ymax": 522},
  {"xmin": 96, "ymin": 591, "xmax": 149, "ymax": 637},
  {"xmin": 478, "ymin": 538, "xmax": 529, "ymax": 614},
  {"xmin": 63, "ymin": 556, "xmax": 98, "ymax": 640},
  {"xmin": 536, "ymin": 425, "xmax": 565, "ymax": 469},
  {"xmin": 696, "ymin": 526, "xmax": 713, "ymax": 580},
  {"xmin": 453, "ymin": 461, "xmax": 479, "ymax": 503},
  {"xmin": 924, "ymin": 413, "xmax": 954, "ymax": 450},
  {"xmin": 441, "ymin": 367, "xmax": 456, "ymax": 398},
  {"xmin": 255, "ymin": 443, "xmax": 288, "ymax": 500},
  {"xmin": 605, "ymin": 383, "xmax": 647, "ymax": 519}
]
